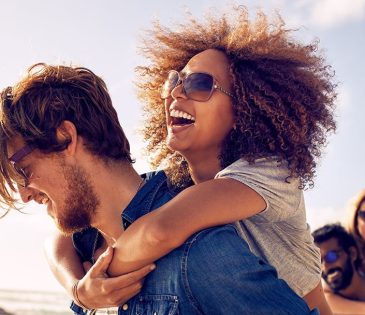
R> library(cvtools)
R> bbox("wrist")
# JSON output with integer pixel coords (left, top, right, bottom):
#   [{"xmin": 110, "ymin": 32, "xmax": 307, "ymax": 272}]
[{"xmin": 72, "ymin": 280, "xmax": 89, "ymax": 310}]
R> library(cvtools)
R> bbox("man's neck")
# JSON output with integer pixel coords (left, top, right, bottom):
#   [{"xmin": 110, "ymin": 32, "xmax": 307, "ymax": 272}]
[{"xmin": 89, "ymin": 160, "xmax": 142, "ymax": 243}]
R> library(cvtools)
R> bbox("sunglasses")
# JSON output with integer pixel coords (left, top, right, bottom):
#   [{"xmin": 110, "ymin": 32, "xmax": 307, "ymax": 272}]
[
  {"xmin": 9, "ymin": 144, "xmax": 35, "ymax": 187},
  {"xmin": 161, "ymin": 70, "xmax": 235, "ymax": 102},
  {"xmin": 357, "ymin": 210, "xmax": 365, "ymax": 220},
  {"xmin": 322, "ymin": 249, "xmax": 343, "ymax": 264}
]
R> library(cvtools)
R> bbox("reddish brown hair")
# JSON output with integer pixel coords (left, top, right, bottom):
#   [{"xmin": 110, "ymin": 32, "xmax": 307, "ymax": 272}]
[{"xmin": 0, "ymin": 63, "xmax": 132, "ymax": 212}]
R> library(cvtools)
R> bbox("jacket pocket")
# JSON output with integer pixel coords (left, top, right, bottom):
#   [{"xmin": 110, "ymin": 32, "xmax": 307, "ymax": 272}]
[{"xmin": 135, "ymin": 295, "xmax": 179, "ymax": 315}]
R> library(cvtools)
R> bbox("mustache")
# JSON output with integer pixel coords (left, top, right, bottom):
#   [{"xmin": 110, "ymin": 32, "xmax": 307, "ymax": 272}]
[{"xmin": 323, "ymin": 267, "xmax": 342, "ymax": 278}]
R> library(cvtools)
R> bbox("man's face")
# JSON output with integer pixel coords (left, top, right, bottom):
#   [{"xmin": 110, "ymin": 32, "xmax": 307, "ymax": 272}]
[
  {"xmin": 8, "ymin": 138, "xmax": 99, "ymax": 235},
  {"xmin": 317, "ymin": 238, "xmax": 354, "ymax": 292}
]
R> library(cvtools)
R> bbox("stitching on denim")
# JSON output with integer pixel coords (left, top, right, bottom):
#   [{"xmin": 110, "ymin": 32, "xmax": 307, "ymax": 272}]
[{"xmin": 181, "ymin": 232, "xmax": 205, "ymax": 315}]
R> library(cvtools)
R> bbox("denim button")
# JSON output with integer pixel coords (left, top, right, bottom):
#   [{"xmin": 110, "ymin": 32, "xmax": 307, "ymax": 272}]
[{"xmin": 122, "ymin": 304, "xmax": 129, "ymax": 311}]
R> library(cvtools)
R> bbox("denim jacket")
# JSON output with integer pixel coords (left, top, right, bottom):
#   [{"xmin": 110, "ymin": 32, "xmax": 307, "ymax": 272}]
[{"xmin": 71, "ymin": 171, "xmax": 316, "ymax": 315}]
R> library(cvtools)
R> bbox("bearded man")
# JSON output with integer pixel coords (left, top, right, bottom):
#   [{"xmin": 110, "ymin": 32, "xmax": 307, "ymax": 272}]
[{"xmin": 313, "ymin": 223, "xmax": 365, "ymax": 314}]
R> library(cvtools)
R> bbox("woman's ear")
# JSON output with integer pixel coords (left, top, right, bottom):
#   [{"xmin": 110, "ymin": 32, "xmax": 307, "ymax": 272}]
[{"xmin": 56, "ymin": 120, "xmax": 78, "ymax": 156}]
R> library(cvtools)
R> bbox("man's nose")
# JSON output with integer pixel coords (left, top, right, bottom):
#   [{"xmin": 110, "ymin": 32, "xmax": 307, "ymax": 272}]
[{"xmin": 17, "ymin": 185, "xmax": 34, "ymax": 203}]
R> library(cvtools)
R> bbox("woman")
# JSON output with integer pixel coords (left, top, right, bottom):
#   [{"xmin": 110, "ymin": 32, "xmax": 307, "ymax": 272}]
[{"xmin": 347, "ymin": 189, "xmax": 365, "ymax": 259}]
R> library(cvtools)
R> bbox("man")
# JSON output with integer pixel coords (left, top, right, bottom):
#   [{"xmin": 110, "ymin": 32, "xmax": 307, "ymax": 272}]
[
  {"xmin": 313, "ymin": 223, "xmax": 365, "ymax": 314},
  {"xmin": 0, "ymin": 63, "xmax": 314, "ymax": 314}
]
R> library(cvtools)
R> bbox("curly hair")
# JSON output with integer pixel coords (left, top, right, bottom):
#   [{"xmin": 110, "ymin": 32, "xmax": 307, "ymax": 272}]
[{"xmin": 136, "ymin": 6, "xmax": 337, "ymax": 190}]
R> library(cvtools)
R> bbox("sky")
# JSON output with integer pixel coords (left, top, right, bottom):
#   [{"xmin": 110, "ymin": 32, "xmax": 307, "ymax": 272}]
[{"xmin": 0, "ymin": 0, "xmax": 364, "ymax": 293}]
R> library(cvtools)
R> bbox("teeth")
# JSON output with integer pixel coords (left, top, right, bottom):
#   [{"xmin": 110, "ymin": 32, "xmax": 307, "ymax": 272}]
[{"xmin": 170, "ymin": 109, "xmax": 195, "ymax": 121}]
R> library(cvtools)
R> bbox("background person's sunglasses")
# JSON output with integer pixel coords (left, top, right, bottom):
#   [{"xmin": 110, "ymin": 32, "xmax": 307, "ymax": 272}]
[
  {"xmin": 160, "ymin": 70, "xmax": 235, "ymax": 102},
  {"xmin": 322, "ymin": 249, "xmax": 343, "ymax": 264}
]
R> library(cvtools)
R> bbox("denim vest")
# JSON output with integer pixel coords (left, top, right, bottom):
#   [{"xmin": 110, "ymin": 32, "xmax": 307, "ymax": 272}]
[{"xmin": 71, "ymin": 171, "xmax": 316, "ymax": 315}]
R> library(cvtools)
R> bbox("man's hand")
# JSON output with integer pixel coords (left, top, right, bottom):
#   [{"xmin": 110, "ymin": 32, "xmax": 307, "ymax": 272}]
[{"xmin": 76, "ymin": 247, "xmax": 156, "ymax": 309}]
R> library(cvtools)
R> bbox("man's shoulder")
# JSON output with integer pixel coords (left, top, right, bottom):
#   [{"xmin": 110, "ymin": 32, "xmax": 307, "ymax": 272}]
[{"xmin": 324, "ymin": 290, "xmax": 365, "ymax": 314}]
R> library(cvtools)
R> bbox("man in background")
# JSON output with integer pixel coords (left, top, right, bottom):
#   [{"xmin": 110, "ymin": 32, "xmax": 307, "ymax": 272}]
[{"xmin": 313, "ymin": 223, "xmax": 365, "ymax": 314}]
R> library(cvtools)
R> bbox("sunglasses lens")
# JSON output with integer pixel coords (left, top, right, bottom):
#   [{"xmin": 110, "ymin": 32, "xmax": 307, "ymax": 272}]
[
  {"xmin": 324, "ymin": 251, "xmax": 339, "ymax": 263},
  {"xmin": 161, "ymin": 71, "xmax": 179, "ymax": 99},
  {"xmin": 12, "ymin": 164, "xmax": 28, "ymax": 187},
  {"xmin": 184, "ymin": 73, "xmax": 214, "ymax": 101}
]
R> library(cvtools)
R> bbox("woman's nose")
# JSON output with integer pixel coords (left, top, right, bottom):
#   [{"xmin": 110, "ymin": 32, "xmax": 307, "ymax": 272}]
[{"xmin": 170, "ymin": 81, "xmax": 188, "ymax": 100}]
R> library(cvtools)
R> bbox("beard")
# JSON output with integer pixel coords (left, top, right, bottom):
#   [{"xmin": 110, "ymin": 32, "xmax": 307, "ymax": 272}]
[
  {"xmin": 55, "ymin": 162, "xmax": 100, "ymax": 235},
  {"xmin": 323, "ymin": 257, "xmax": 354, "ymax": 292}
]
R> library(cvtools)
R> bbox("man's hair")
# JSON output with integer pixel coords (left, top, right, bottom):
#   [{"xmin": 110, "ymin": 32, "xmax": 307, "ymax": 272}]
[
  {"xmin": 0, "ymin": 63, "xmax": 132, "ymax": 211},
  {"xmin": 137, "ymin": 6, "xmax": 337, "ymax": 191},
  {"xmin": 312, "ymin": 223, "xmax": 357, "ymax": 254}
]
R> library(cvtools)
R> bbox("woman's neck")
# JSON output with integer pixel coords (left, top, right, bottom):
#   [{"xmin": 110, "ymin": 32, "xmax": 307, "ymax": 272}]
[{"xmin": 187, "ymin": 156, "xmax": 222, "ymax": 184}]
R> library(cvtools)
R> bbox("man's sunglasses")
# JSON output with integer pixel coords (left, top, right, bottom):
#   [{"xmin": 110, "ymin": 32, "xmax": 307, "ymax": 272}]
[
  {"xmin": 322, "ymin": 249, "xmax": 343, "ymax": 264},
  {"xmin": 357, "ymin": 210, "xmax": 365, "ymax": 220},
  {"xmin": 160, "ymin": 70, "xmax": 235, "ymax": 102},
  {"xmin": 9, "ymin": 144, "xmax": 35, "ymax": 187}
]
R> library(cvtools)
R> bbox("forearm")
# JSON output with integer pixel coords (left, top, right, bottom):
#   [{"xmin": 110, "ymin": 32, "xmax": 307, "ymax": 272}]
[
  {"xmin": 108, "ymin": 178, "xmax": 265, "ymax": 276},
  {"xmin": 44, "ymin": 232, "xmax": 84, "ymax": 297}
]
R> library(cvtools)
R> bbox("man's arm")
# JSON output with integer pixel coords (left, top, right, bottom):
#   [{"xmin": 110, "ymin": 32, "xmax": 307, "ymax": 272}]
[
  {"xmin": 44, "ymin": 232, "xmax": 84, "ymax": 298},
  {"xmin": 324, "ymin": 291, "xmax": 365, "ymax": 315},
  {"xmin": 109, "ymin": 178, "xmax": 265, "ymax": 276},
  {"xmin": 44, "ymin": 231, "xmax": 156, "ymax": 309}
]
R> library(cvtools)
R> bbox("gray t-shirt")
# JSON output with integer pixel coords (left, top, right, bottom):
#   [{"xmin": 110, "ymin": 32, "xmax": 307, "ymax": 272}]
[{"xmin": 216, "ymin": 158, "xmax": 321, "ymax": 297}]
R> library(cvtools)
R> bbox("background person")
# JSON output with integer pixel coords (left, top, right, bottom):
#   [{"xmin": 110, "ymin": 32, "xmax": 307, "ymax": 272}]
[
  {"xmin": 346, "ymin": 189, "xmax": 365, "ymax": 261},
  {"xmin": 313, "ymin": 223, "xmax": 365, "ymax": 314}
]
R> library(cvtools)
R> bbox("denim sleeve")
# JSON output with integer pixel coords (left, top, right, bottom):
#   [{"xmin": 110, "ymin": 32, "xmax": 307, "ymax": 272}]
[
  {"xmin": 185, "ymin": 225, "xmax": 312, "ymax": 315},
  {"xmin": 72, "ymin": 227, "xmax": 100, "ymax": 262},
  {"xmin": 70, "ymin": 301, "xmax": 89, "ymax": 314}
]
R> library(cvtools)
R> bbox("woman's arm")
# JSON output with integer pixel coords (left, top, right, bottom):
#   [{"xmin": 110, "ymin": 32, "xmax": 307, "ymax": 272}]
[{"xmin": 109, "ymin": 178, "xmax": 264, "ymax": 276}]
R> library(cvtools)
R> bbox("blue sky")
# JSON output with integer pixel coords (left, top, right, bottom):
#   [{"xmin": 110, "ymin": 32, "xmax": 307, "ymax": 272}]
[{"xmin": 0, "ymin": 0, "xmax": 364, "ymax": 292}]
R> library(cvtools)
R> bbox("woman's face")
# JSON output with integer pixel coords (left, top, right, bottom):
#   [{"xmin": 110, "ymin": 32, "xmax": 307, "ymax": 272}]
[
  {"xmin": 164, "ymin": 49, "xmax": 235, "ymax": 165},
  {"xmin": 356, "ymin": 200, "xmax": 365, "ymax": 240}
]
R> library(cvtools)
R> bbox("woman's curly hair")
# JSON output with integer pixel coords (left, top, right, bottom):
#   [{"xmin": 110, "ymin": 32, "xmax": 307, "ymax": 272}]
[{"xmin": 136, "ymin": 6, "xmax": 337, "ymax": 190}]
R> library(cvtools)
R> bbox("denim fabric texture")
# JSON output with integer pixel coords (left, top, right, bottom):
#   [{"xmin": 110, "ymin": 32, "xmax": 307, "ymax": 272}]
[{"xmin": 70, "ymin": 171, "xmax": 316, "ymax": 315}]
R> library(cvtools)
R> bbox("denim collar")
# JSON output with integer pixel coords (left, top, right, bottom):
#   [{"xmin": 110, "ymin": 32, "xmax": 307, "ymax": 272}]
[{"xmin": 121, "ymin": 171, "xmax": 168, "ymax": 228}]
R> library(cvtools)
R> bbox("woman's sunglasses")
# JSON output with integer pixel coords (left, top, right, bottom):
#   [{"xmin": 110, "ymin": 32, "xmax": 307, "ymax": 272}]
[
  {"xmin": 357, "ymin": 210, "xmax": 365, "ymax": 220},
  {"xmin": 322, "ymin": 249, "xmax": 343, "ymax": 264},
  {"xmin": 160, "ymin": 70, "xmax": 235, "ymax": 102}
]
